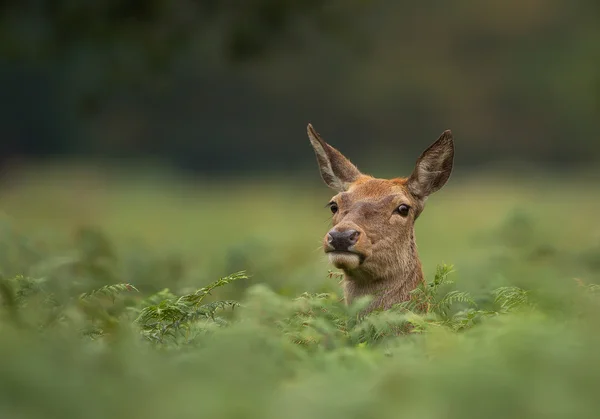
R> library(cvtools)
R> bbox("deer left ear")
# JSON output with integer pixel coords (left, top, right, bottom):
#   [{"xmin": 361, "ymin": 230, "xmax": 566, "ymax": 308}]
[
  {"xmin": 307, "ymin": 123, "xmax": 362, "ymax": 192},
  {"xmin": 407, "ymin": 130, "xmax": 454, "ymax": 199}
]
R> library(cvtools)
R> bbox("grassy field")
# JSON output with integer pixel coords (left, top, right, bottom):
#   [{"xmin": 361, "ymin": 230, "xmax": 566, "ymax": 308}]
[{"xmin": 0, "ymin": 164, "xmax": 599, "ymax": 419}]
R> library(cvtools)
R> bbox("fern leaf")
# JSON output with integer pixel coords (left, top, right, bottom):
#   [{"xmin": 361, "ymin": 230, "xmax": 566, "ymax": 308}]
[
  {"xmin": 493, "ymin": 286, "xmax": 530, "ymax": 312},
  {"xmin": 179, "ymin": 271, "xmax": 248, "ymax": 305},
  {"xmin": 79, "ymin": 283, "xmax": 138, "ymax": 301}
]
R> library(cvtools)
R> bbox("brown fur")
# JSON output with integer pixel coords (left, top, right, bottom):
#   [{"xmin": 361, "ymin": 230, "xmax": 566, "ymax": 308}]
[{"xmin": 307, "ymin": 124, "xmax": 454, "ymax": 312}]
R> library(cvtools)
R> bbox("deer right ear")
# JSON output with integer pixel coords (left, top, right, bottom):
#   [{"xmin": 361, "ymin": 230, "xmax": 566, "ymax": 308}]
[
  {"xmin": 307, "ymin": 123, "xmax": 362, "ymax": 192},
  {"xmin": 407, "ymin": 130, "xmax": 454, "ymax": 200}
]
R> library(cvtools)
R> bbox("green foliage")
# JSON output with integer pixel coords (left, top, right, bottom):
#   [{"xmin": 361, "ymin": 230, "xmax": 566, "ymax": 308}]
[
  {"xmin": 0, "ymin": 179, "xmax": 600, "ymax": 419},
  {"xmin": 0, "ymin": 242, "xmax": 599, "ymax": 419},
  {"xmin": 0, "ymin": 259, "xmax": 538, "ymax": 352},
  {"xmin": 135, "ymin": 271, "xmax": 247, "ymax": 344},
  {"xmin": 79, "ymin": 283, "xmax": 139, "ymax": 301},
  {"xmin": 493, "ymin": 286, "xmax": 531, "ymax": 312}
]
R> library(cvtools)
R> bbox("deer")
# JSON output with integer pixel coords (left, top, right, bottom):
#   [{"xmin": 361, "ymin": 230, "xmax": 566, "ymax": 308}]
[{"xmin": 307, "ymin": 123, "xmax": 454, "ymax": 312}]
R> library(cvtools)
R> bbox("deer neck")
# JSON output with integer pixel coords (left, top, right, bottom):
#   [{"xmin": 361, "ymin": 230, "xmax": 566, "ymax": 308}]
[{"xmin": 342, "ymin": 234, "xmax": 424, "ymax": 311}]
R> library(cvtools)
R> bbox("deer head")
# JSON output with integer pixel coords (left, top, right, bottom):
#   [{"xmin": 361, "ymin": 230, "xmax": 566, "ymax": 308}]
[{"xmin": 307, "ymin": 124, "xmax": 454, "ymax": 310}]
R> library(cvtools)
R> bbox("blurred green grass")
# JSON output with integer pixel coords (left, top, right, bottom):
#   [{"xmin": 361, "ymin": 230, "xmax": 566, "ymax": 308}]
[{"xmin": 0, "ymin": 164, "xmax": 600, "ymax": 419}]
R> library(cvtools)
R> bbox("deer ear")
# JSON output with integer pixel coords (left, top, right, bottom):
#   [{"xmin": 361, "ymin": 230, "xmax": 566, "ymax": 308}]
[
  {"xmin": 307, "ymin": 123, "xmax": 362, "ymax": 192},
  {"xmin": 407, "ymin": 130, "xmax": 454, "ymax": 199}
]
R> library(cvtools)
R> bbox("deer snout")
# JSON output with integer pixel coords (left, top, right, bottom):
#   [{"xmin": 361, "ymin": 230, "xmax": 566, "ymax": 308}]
[{"xmin": 326, "ymin": 229, "xmax": 360, "ymax": 252}]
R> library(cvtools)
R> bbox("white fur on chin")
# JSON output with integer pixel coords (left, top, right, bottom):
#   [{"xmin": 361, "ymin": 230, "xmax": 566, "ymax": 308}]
[{"xmin": 328, "ymin": 253, "xmax": 361, "ymax": 270}]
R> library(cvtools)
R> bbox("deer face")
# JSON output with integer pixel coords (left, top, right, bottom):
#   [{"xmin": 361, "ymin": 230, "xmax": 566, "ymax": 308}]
[
  {"xmin": 324, "ymin": 177, "xmax": 418, "ymax": 276},
  {"xmin": 308, "ymin": 124, "xmax": 454, "ymax": 280}
]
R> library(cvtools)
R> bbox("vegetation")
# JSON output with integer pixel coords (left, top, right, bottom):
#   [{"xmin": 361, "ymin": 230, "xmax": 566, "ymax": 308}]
[{"xmin": 0, "ymin": 168, "xmax": 599, "ymax": 418}]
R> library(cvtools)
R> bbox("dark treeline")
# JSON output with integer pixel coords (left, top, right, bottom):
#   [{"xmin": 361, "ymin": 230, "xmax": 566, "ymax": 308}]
[{"xmin": 1, "ymin": 0, "xmax": 599, "ymax": 174}]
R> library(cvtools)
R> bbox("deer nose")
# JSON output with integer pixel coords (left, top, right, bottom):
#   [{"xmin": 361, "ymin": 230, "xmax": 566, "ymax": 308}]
[{"xmin": 327, "ymin": 229, "xmax": 360, "ymax": 252}]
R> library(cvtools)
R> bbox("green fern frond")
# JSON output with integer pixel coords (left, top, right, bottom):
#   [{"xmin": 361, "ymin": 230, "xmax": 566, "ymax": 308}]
[
  {"xmin": 438, "ymin": 290, "xmax": 475, "ymax": 307},
  {"xmin": 349, "ymin": 310, "xmax": 412, "ymax": 342},
  {"xmin": 136, "ymin": 300, "xmax": 189, "ymax": 325},
  {"xmin": 435, "ymin": 290, "xmax": 476, "ymax": 316},
  {"xmin": 494, "ymin": 286, "xmax": 530, "ymax": 312},
  {"xmin": 79, "ymin": 283, "xmax": 138, "ymax": 301},
  {"xmin": 446, "ymin": 308, "xmax": 499, "ymax": 332},
  {"xmin": 178, "ymin": 271, "xmax": 248, "ymax": 305},
  {"xmin": 135, "ymin": 272, "xmax": 247, "ymax": 343},
  {"xmin": 186, "ymin": 300, "xmax": 240, "ymax": 322},
  {"xmin": 430, "ymin": 264, "xmax": 455, "ymax": 289},
  {"xmin": 141, "ymin": 288, "xmax": 178, "ymax": 307}
]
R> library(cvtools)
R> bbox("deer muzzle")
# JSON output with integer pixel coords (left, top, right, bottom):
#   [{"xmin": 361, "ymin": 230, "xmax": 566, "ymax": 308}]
[{"xmin": 324, "ymin": 226, "xmax": 367, "ymax": 270}]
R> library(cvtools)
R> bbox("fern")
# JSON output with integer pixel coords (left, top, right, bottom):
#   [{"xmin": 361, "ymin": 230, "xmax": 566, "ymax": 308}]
[
  {"xmin": 397, "ymin": 264, "xmax": 474, "ymax": 318},
  {"xmin": 79, "ymin": 283, "xmax": 139, "ymax": 302},
  {"xmin": 400, "ymin": 264, "xmax": 457, "ymax": 314},
  {"xmin": 135, "ymin": 271, "xmax": 247, "ymax": 344},
  {"xmin": 178, "ymin": 271, "xmax": 248, "ymax": 305},
  {"xmin": 494, "ymin": 286, "xmax": 531, "ymax": 312},
  {"xmin": 279, "ymin": 292, "xmax": 349, "ymax": 348},
  {"xmin": 390, "ymin": 265, "xmax": 534, "ymax": 334},
  {"xmin": 435, "ymin": 290, "xmax": 476, "ymax": 317},
  {"xmin": 0, "ymin": 263, "xmax": 539, "ymax": 352},
  {"xmin": 348, "ymin": 309, "xmax": 413, "ymax": 343}
]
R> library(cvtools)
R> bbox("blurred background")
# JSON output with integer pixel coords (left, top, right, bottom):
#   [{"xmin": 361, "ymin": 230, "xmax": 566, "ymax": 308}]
[
  {"xmin": 1, "ymin": 0, "xmax": 599, "ymax": 297},
  {"xmin": 3, "ymin": 0, "xmax": 600, "ymax": 172}
]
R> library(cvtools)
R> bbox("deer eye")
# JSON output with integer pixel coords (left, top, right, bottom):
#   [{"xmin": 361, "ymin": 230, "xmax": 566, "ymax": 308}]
[
  {"xmin": 328, "ymin": 202, "xmax": 339, "ymax": 214},
  {"xmin": 396, "ymin": 204, "xmax": 410, "ymax": 217}
]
